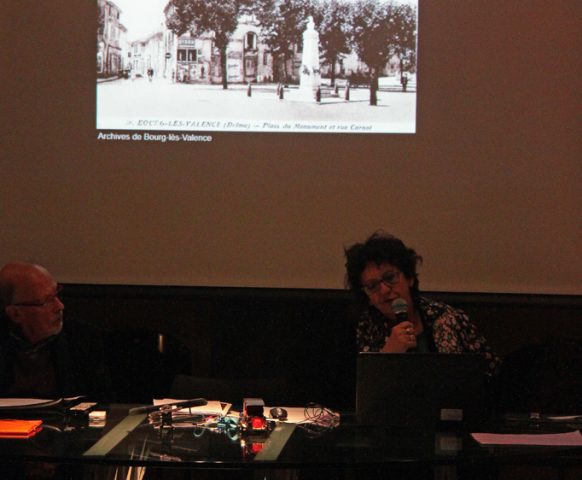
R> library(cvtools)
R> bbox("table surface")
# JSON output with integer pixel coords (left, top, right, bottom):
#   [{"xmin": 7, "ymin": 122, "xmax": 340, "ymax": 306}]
[{"xmin": 1, "ymin": 405, "xmax": 581, "ymax": 470}]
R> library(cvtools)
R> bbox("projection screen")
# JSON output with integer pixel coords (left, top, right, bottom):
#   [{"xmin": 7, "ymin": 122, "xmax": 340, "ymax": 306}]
[{"xmin": 1, "ymin": 0, "xmax": 580, "ymax": 294}]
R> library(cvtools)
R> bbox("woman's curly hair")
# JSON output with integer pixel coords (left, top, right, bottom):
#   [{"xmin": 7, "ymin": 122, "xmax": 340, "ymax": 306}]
[{"xmin": 344, "ymin": 232, "xmax": 423, "ymax": 304}]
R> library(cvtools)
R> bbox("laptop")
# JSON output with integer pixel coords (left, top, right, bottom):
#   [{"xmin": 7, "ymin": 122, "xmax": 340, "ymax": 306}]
[{"xmin": 356, "ymin": 353, "xmax": 488, "ymax": 429}]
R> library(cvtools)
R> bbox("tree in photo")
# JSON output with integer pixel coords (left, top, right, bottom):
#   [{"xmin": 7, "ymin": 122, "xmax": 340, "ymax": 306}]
[
  {"xmin": 252, "ymin": 0, "xmax": 313, "ymax": 84},
  {"xmin": 312, "ymin": 0, "xmax": 352, "ymax": 87},
  {"xmin": 350, "ymin": 0, "xmax": 396, "ymax": 105},
  {"xmin": 392, "ymin": 2, "xmax": 417, "ymax": 91}
]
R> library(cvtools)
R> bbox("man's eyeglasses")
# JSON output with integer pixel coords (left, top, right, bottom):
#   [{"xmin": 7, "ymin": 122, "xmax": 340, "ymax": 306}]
[
  {"xmin": 11, "ymin": 285, "xmax": 63, "ymax": 308},
  {"xmin": 362, "ymin": 271, "xmax": 401, "ymax": 296}
]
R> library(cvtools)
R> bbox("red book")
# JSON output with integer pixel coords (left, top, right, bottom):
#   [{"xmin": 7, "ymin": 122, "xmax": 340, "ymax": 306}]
[{"xmin": 0, "ymin": 419, "xmax": 43, "ymax": 438}]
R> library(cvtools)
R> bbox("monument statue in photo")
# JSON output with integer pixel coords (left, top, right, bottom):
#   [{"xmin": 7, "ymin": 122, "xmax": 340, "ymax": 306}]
[{"xmin": 298, "ymin": 17, "xmax": 321, "ymax": 102}]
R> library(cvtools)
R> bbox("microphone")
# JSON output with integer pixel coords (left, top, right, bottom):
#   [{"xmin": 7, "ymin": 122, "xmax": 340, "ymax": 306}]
[
  {"xmin": 128, "ymin": 398, "xmax": 207, "ymax": 416},
  {"xmin": 391, "ymin": 298, "xmax": 408, "ymax": 324}
]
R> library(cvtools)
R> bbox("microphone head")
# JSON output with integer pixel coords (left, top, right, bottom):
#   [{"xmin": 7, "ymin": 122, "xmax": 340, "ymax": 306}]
[{"xmin": 391, "ymin": 298, "xmax": 408, "ymax": 322}]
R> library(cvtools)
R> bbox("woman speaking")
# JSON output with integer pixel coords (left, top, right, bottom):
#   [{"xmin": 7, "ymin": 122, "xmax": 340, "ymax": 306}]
[{"xmin": 344, "ymin": 232, "xmax": 501, "ymax": 376}]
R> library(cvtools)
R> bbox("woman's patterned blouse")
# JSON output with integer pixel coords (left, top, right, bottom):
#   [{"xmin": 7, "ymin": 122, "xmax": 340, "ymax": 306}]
[{"xmin": 356, "ymin": 296, "xmax": 501, "ymax": 376}]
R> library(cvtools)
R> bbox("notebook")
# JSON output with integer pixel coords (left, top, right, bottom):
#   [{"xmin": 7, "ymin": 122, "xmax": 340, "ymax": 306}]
[
  {"xmin": 0, "ymin": 419, "xmax": 43, "ymax": 438},
  {"xmin": 356, "ymin": 353, "xmax": 488, "ymax": 429}
]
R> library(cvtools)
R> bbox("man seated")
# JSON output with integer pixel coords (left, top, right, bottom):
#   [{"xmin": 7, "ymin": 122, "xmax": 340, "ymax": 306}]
[{"xmin": 0, "ymin": 262, "xmax": 112, "ymax": 402}]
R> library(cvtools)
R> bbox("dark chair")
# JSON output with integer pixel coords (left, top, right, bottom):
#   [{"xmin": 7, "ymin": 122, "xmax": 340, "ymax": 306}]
[
  {"xmin": 494, "ymin": 336, "xmax": 582, "ymax": 414},
  {"xmin": 105, "ymin": 329, "xmax": 192, "ymax": 403}
]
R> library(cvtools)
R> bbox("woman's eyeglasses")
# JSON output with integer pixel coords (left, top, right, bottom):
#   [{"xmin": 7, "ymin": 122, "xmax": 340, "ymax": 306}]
[{"xmin": 362, "ymin": 271, "xmax": 401, "ymax": 296}]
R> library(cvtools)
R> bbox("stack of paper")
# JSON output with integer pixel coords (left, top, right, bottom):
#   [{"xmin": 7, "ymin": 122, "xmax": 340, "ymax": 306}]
[
  {"xmin": 0, "ymin": 398, "xmax": 62, "ymax": 410},
  {"xmin": 471, "ymin": 431, "xmax": 582, "ymax": 446},
  {"xmin": 153, "ymin": 399, "xmax": 231, "ymax": 416}
]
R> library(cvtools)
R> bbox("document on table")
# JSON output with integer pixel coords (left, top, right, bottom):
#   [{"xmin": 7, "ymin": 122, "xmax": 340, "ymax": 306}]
[
  {"xmin": 265, "ymin": 406, "xmax": 340, "ymax": 425},
  {"xmin": 265, "ymin": 407, "xmax": 310, "ymax": 424},
  {"xmin": 0, "ymin": 398, "xmax": 63, "ymax": 409},
  {"xmin": 153, "ymin": 398, "xmax": 231, "ymax": 416},
  {"xmin": 546, "ymin": 415, "xmax": 582, "ymax": 421},
  {"xmin": 471, "ymin": 430, "xmax": 582, "ymax": 446}
]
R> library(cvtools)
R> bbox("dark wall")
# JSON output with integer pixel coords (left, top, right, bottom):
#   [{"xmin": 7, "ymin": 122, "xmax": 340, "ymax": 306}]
[{"xmin": 62, "ymin": 285, "xmax": 581, "ymax": 409}]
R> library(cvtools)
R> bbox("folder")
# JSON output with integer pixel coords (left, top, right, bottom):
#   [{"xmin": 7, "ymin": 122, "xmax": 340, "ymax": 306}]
[{"xmin": 0, "ymin": 419, "xmax": 43, "ymax": 438}]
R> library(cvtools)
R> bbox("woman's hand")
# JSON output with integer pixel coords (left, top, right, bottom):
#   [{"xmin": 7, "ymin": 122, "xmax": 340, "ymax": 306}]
[{"xmin": 382, "ymin": 321, "xmax": 417, "ymax": 353}]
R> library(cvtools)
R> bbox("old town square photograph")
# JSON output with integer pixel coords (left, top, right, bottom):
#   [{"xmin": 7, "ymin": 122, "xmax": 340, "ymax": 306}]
[{"xmin": 97, "ymin": 0, "xmax": 418, "ymax": 134}]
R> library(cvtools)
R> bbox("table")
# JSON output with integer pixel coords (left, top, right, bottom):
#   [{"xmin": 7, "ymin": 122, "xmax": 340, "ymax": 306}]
[{"xmin": 1, "ymin": 405, "xmax": 581, "ymax": 480}]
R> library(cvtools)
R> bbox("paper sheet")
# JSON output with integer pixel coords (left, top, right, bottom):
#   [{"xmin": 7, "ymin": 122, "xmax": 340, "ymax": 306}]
[
  {"xmin": 265, "ymin": 406, "xmax": 309, "ymax": 424},
  {"xmin": 153, "ymin": 398, "xmax": 231, "ymax": 416},
  {"xmin": 471, "ymin": 430, "xmax": 582, "ymax": 446},
  {"xmin": 0, "ymin": 398, "xmax": 63, "ymax": 409}
]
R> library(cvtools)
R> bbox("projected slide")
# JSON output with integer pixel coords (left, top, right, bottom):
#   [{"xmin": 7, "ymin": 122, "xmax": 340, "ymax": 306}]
[{"xmin": 96, "ymin": 0, "xmax": 418, "ymax": 135}]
